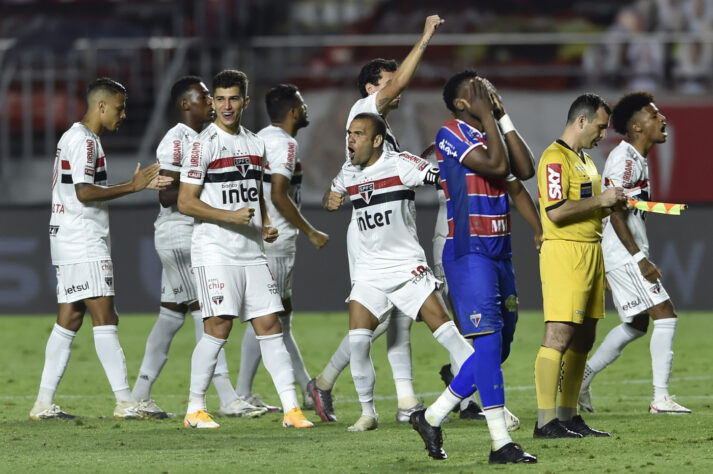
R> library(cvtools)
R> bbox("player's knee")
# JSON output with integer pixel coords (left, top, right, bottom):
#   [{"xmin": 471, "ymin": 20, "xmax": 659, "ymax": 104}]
[{"xmin": 628, "ymin": 314, "xmax": 649, "ymax": 333}]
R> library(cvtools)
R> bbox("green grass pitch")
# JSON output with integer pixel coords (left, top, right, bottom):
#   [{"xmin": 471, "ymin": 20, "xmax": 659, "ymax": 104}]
[{"xmin": 1, "ymin": 311, "xmax": 711, "ymax": 472}]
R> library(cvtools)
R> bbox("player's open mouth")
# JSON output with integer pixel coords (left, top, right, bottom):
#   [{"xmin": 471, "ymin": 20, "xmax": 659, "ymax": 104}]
[
  {"xmin": 661, "ymin": 124, "xmax": 667, "ymax": 135},
  {"xmin": 348, "ymin": 148, "xmax": 355, "ymax": 160}
]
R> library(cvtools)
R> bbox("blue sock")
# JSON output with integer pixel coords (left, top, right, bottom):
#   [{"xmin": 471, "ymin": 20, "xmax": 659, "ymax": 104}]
[{"xmin": 449, "ymin": 331, "xmax": 505, "ymax": 408}]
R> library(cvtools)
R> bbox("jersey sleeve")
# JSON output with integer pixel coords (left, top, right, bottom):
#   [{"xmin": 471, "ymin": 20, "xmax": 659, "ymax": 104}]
[
  {"xmin": 436, "ymin": 126, "xmax": 483, "ymax": 164},
  {"xmin": 396, "ymin": 152, "xmax": 439, "ymax": 188},
  {"xmin": 68, "ymin": 134, "xmax": 100, "ymax": 185},
  {"xmin": 537, "ymin": 148, "xmax": 569, "ymax": 211},
  {"xmin": 266, "ymin": 137, "xmax": 297, "ymax": 180},
  {"xmin": 330, "ymin": 167, "xmax": 347, "ymax": 195},
  {"xmin": 180, "ymin": 138, "xmax": 211, "ymax": 185},
  {"xmin": 156, "ymin": 134, "xmax": 182, "ymax": 172},
  {"xmin": 602, "ymin": 146, "xmax": 636, "ymax": 190}
]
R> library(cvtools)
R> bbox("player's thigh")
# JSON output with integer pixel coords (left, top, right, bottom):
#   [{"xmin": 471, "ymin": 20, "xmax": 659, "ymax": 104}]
[
  {"xmin": 157, "ymin": 247, "xmax": 197, "ymax": 305},
  {"xmin": 607, "ymin": 262, "xmax": 671, "ymax": 322},
  {"xmin": 243, "ymin": 264, "xmax": 284, "ymax": 324},
  {"xmin": 55, "ymin": 260, "xmax": 115, "ymax": 306},
  {"xmin": 56, "ymin": 301, "xmax": 87, "ymax": 331},
  {"xmin": 445, "ymin": 254, "xmax": 503, "ymax": 337},
  {"xmin": 348, "ymin": 299, "xmax": 380, "ymax": 330},
  {"xmin": 349, "ymin": 281, "xmax": 394, "ymax": 324},
  {"xmin": 389, "ymin": 265, "xmax": 440, "ymax": 322},
  {"xmin": 540, "ymin": 241, "xmax": 600, "ymax": 324}
]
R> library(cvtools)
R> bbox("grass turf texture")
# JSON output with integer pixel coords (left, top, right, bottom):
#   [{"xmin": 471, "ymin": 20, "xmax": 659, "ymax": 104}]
[{"xmin": 1, "ymin": 311, "xmax": 711, "ymax": 472}]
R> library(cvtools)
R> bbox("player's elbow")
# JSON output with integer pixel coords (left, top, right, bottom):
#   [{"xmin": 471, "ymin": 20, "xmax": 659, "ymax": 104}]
[
  {"xmin": 546, "ymin": 209, "xmax": 564, "ymax": 223},
  {"xmin": 177, "ymin": 194, "xmax": 190, "ymax": 215}
]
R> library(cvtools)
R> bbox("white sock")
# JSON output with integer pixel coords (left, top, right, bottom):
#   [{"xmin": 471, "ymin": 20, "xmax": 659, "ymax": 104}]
[
  {"xmin": 93, "ymin": 325, "xmax": 132, "ymax": 402},
  {"xmin": 387, "ymin": 311, "xmax": 417, "ymax": 409},
  {"xmin": 191, "ymin": 310, "xmax": 204, "ymax": 342},
  {"xmin": 651, "ymin": 318, "xmax": 677, "ymax": 401},
  {"xmin": 235, "ymin": 323, "xmax": 261, "ymax": 398},
  {"xmin": 433, "ymin": 321, "xmax": 474, "ymax": 368},
  {"xmin": 349, "ymin": 329, "xmax": 377, "ymax": 417},
  {"xmin": 187, "ymin": 333, "xmax": 226, "ymax": 414},
  {"xmin": 133, "ymin": 307, "xmax": 185, "ymax": 401},
  {"xmin": 257, "ymin": 332, "xmax": 299, "ymax": 412},
  {"xmin": 278, "ymin": 312, "xmax": 310, "ymax": 391},
  {"xmin": 460, "ymin": 395, "xmax": 479, "ymax": 411},
  {"xmin": 37, "ymin": 324, "xmax": 75, "ymax": 404},
  {"xmin": 584, "ymin": 323, "xmax": 645, "ymax": 389},
  {"xmin": 425, "ymin": 388, "xmax": 460, "ymax": 426},
  {"xmin": 484, "ymin": 406, "xmax": 512, "ymax": 450}
]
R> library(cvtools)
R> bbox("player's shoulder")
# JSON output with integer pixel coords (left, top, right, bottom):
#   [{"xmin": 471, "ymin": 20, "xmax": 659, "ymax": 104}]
[
  {"xmin": 540, "ymin": 141, "xmax": 569, "ymax": 164},
  {"xmin": 62, "ymin": 122, "xmax": 96, "ymax": 144},
  {"xmin": 606, "ymin": 140, "xmax": 640, "ymax": 164}
]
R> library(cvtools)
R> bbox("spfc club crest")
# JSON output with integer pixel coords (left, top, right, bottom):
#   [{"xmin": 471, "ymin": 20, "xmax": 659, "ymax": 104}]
[
  {"xmin": 234, "ymin": 157, "xmax": 250, "ymax": 177},
  {"xmin": 358, "ymin": 182, "xmax": 374, "ymax": 204},
  {"xmin": 105, "ymin": 277, "xmax": 113, "ymax": 287},
  {"xmin": 212, "ymin": 295, "xmax": 224, "ymax": 305}
]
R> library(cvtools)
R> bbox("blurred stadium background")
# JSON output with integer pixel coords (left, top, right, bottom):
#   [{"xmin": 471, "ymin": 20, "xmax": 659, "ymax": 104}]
[{"xmin": 1, "ymin": 0, "xmax": 711, "ymax": 314}]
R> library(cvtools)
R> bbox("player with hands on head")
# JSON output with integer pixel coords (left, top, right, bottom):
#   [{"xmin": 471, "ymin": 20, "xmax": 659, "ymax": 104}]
[
  {"xmin": 31, "ymin": 77, "xmax": 171, "ymax": 421},
  {"xmin": 579, "ymin": 92, "xmax": 690, "ymax": 415},
  {"xmin": 178, "ymin": 70, "xmax": 312, "ymax": 429}
]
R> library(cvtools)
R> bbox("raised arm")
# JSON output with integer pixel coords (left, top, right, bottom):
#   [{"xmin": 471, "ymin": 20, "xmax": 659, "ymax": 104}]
[{"xmin": 374, "ymin": 15, "xmax": 444, "ymax": 114}]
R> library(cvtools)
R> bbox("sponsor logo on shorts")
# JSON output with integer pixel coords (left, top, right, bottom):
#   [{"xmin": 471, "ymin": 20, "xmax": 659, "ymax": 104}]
[
  {"xmin": 187, "ymin": 170, "xmax": 203, "ymax": 179},
  {"xmin": 65, "ymin": 281, "xmax": 89, "ymax": 295},
  {"xmin": 172, "ymin": 285, "xmax": 184, "ymax": 295},
  {"xmin": 212, "ymin": 295, "xmax": 224, "ymax": 305},
  {"xmin": 409, "ymin": 265, "xmax": 431, "ymax": 284},
  {"xmin": 101, "ymin": 261, "xmax": 113, "ymax": 271},
  {"xmin": 105, "ymin": 277, "xmax": 113, "ymax": 287},
  {"xmin": 267, "ymin": 282, "xmax": 279, "ymax": 295},
  {"xmin": 546, "ymin": 164, "xmax": 563, "ymax": 201},
  {"xmin": 650, "ymin": 284, "xmax": 660, "ymax": 295},
  {"xmin": 358, "ymin": 182, "xmax": 374, "ymax": 204},
  {"xmin": 621, "ymin": 298, "xmax": 642, "ymax": 311},
  {"xmin": 207, "ymin": 278, "xmax": 225, "ymax": 290},
  {"xmin": 49, "ymin": 225, "xmax": 59, "ymax": 236},
  {"xmin": 438, "ymin": 138, "xmax": 458, "ymax": 158},
  {"xmin": 469, "ymin": 311, "xmax": 482, "ymax": 328}
]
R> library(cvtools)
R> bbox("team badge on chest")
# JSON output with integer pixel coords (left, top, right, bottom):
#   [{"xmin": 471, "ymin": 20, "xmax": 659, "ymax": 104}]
[
  {"xmin": 234, "ymin": 157, "xmax": 251, "ymax": 177},
  {"xmin": 358, "ymin": 182, "xmax": 374, "ymax": 204}
]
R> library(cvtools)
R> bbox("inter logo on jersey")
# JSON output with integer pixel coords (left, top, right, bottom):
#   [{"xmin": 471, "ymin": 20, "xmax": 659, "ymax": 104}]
[
  {"xmin": 234, "ymin": 157, "xmax": 251, "ymax": 177},
  {"xmin": 546, "ymin": 164, "xmax": 563, "ymax": 201},
  {"xmin": 358, "ymin": 182, "xmax": 374, "ymax": 204}
]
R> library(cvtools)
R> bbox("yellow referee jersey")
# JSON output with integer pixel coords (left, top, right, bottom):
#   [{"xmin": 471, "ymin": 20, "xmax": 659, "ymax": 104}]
[{"xmin": 537, "ymin": 140, "xmax": 603, "ymax": 242}]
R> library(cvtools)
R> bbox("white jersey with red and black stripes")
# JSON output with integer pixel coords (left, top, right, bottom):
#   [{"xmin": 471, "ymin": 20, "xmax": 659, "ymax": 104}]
[
  {"xmin": 331, "ymin": 150, "xmax": 437, "ymax": 279},
  {"xmin": 49, "ymin": 122, "xmax": 111, "ymax": 265},
  {"xmin": 180, "ymin": 123, "xmax": 267, "ymax": 267},
  {"xmin": 155, "ymin": 123, "xmax": 196, "ymax": 250},
  {"xmin": 258, "ymin": 125, "xmax": 302, "ymax": 256},
  {"xmin": 601, "ymin": 140, "xmax": 651, "ymax": 271}
]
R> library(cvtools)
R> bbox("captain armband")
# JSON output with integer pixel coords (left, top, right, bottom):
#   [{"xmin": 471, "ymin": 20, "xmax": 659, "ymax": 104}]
[{"xmin": 424, "ymin": 166, "xmax": 441, "ymax": 187}]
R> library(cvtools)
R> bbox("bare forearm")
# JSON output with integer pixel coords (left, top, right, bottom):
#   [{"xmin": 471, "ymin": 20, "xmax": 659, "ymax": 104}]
[
  {"xmin": 610, "ymin": 211, "xmax": 639, "ymax": 254},
  {"xmin": 481, "ymin": 115, "xmax": 510, "ymax": 176},
  {"xmin": 273, "ymin": 196, "xmax": 315, "ymax": 234},
  {"xmin": 510, "ymin": 183, "xmax": 541, "ymax": 234},
  {"xmin": 177, "ymin": 196, "xmax": 233, "ymax": 224},
  {"xmin": 75, "ymin": 182, "xmax": 137, "ymax": 203},
  {"xmin": 504, "ymin": 131, "xmax": 535, "ymax": 180}
]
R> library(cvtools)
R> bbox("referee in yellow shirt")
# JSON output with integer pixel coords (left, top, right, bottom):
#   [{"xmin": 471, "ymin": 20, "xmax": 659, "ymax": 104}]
[{"xmin": 533, "ymin": 93, "xmax": 628, "ymax": 438}]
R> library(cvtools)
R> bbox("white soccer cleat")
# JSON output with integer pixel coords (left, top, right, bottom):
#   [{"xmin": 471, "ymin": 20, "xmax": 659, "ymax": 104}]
[
  {"xmin": 219, "ymin": 398, "xmax": 268, "ymax": 418},
  {"xmin": 649, "ymin": 395, "xmax": 691, "ymax": 414},
  {"xmin": 504, "ymin": 406, "xmax": 520, "ymax": 432},
  {"xmin": 29, "ymin": 401, "xmax": 75, "ymax": 420},
  {"xmin": 347, "ymin": 414, "xmax": 378, "ymax": 432},
  {"xmin": 114, "ymin": 400, "xmax": 146, "ymax": 419},
  {"xmin": 242, "ymin": 394, "xmax": 281, "ymax": 413},
  {"xmin": 184, "ymin": 410, "xmax": 220, "ymax": 429},
  {"xmin": 138, "ymin": 399, "xmax": 175, "ymax": 419},
  {"xmin": 579, "ymin": 385, "xmax": 595, "ymax": 413}
]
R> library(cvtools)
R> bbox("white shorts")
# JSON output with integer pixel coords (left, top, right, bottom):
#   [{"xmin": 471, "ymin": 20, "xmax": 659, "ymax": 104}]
[
  {"xmin": 194, "ymin": 264, "xmax": 284, "ymax": 321},
  {"xmin": 607, "ymin": 262, "xmax": 670, "ymax": 321},
  {"xmin": 433, "ymin": 262, "xmax": 449, "ymax": 301},
  {"xmin": 267, "ymin": 254, "xmax": 295, "ymax": 300},
  {"xmin": 157, "ymin": 247, "xmax": 197, "ymax": 305},
  {"xmin": 350, "ymin": 265, "xmax": 439, "ymax": 321},
  {"xmin": 55, "ymin": 260, "xmax": 115, "ymax": 304}
]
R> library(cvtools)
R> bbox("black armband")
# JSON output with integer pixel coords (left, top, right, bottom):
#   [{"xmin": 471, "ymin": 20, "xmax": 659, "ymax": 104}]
[{"xmin": 424, "ymin": 166, "xmax": 440, "ymax": 186}]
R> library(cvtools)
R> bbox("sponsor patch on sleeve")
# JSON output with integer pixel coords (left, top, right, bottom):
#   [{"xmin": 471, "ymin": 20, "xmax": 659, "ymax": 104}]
[
  {"xmin": 187, "ymin": 170, "xmax": 203, "ymax": 180},
  {"xmin": 546, "ymin": 163, "xmax": 563, "ymax": 201},
  {"xmin": 580, "ymin": 182, "xmax": 592, "ymax": 199}
]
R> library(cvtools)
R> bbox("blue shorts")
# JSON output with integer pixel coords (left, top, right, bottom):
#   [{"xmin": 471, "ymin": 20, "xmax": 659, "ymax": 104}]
[{"xmin": 443, "ymin": 251, "xmax": 518, "ymax": 360}]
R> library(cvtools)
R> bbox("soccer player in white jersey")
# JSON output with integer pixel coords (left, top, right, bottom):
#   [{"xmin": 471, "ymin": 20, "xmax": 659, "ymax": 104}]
[
  {"xmin": 323, "ymin": 113, "xmax": 475, "ymax": 432},
  {"xmin": 132, "ymin": 76, "xmax": 265, "ymax": 419},
  {"xmin": 579, "ymin": 92, "xmax": 690, "ymax": 415},
  {"xmin": 308, "ymin": 14, "xmax": 445, "ymax": 425},
  {"xmin": 178, "ymin": 70, "xmax": 313, "ymax": 429},
  {"xmin": 235, "ymin": 84, "xmax": 329, "ymax": 411},
  {"xmin": 31, "ymin": 77, "xmax": 171, "ymax": 420}
]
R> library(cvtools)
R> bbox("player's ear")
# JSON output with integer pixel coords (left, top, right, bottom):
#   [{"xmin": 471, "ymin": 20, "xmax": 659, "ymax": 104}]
[
  {"xmin": 454, "ymin": 98, "xmax": 467, "ymax": 111},
  {"xmin": 243, "ymin": 96, "xmax": 250, "ymax": 110},
  {"xmin": 577, "ymin": 114, "xmax": 587, "ymax": 130},
  {"xmin": 365, "ymin": 83, "xmax": 377, "ymax": 95},
  {"xmin": 373, "ymin": 134, "xmax": 383, "ymax": 148}
]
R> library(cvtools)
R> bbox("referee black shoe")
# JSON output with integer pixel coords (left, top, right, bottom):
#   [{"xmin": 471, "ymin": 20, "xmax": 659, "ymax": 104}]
[
  {"xmin": 533, "ymin": 418, "xmax": 583, "ymax": 438},
  {"xmin": 410, "ymin": 409, "xmax": 447, "ymax": 460},
  {"xmin": 489, "ymin": 442, "xmax": 538, "ymax": 464},
  {"xmin": 561, "ymin": 415, "xmax": 611, "ymax": 437}
]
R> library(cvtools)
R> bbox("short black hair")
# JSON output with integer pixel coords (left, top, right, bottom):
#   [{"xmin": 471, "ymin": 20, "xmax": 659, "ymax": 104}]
[
  {"xmin": 612, "ymin": 91, "xmax": 655, "ymax": 135},
  {"xmin": 213, "ymin": 69, "xmax": 248, "ymax": 97},
  {"xmin": 357, "ymin": 58, "xmax": 398, "ymax": 98},
  {"xmin": 352, "ymin": 112, "xmax": 386, "ymax": 143},
  {"xmin": 170, "ymin": 75, "xmax": 203, "ymax": 108},
  {"xmin": 566, "ymin": 93, "xmax": 611, "ymax": 124},
  {"xmin": 265, "ymin": 84, "xmax": 301, "ymax": 122},
  {"xmin": 87, "ymin": 77, "xmax": 126, "ymax": 99},
  {"xmin": 442, "ymin": 70, "xmax": 478, "ymax": 113}
]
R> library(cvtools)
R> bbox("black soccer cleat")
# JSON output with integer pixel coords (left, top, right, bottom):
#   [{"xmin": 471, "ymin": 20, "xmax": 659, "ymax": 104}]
[
  {"xmin": 533, "ymin": 418, "xmax": 583, "ymax": 438},
  {"xmin": 410, "ymin": 409, "xmax": 447, "ymax": 460},
  {"xmin": 489, "ymin": 442, "xmax": 538, "ymax": 464},
  {"xmin": 460, "ymin": 400, "xmax": 486, "ymax": 420},
  {"xmin": 307, "ymin": 378, "xmax": 337, "ymax": 422},
  {"xmin": 561, "ymin": 415, "xmax": 610, "ymax": 437}
]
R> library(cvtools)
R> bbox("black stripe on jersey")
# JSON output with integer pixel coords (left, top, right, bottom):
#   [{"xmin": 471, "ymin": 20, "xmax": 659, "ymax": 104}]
[
  {"xmin": 205, "ymin": 169, "xmax": 262, "ymax": 183},
  {"xmin": 545, "ymin": 200, "xmax": 566, "ymax": 212},
  {"xmin": 263, "ymin": 174, "xmax": 303, "ymax": 185},
  {"xmin": 61, "ymin": 174, "xmax": 73, "ymax": 184},
  {"xmin": 351, "ymin": 190, "xmax": 415, "ymax": 209},
  {"xmin": 94, "ymin": 171, "xmax": 107, "ymax": 182}
]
